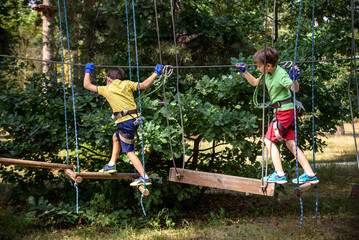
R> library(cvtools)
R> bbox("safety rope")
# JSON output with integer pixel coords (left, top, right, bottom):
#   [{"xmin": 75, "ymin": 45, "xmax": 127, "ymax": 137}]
[
  {"xmin": 349, "ymin": 0, "xmax": 359, "ymax": 170},
  {"xmin": 57, "ymin": 0, "xmax": 69, "ymax": 167},
  {"xmin": 152, "ymin": 0, "xmax": 179, "ymax": 177},
  {"xmin": 260, "ymin": 0, "xmax": 269, "ymax": 191},
  {"xmin": 1, "ymin": 54, "xmax": 357, "ymax": 68},
  {"xmin": 311, "ymin": 0, "xmax": 319, "ymax": 222},
  {"xmin": 57, "ymin": 0, "xmax": 80, "ymax": 214},
  {"xmin": 170, "ymin": 0, "xmax": 187, "ymax": 170},
  {"xmin": 293, "ymin": 0, "xmax": 304, "ymax": 228},
  {"xmin": 130, "ymin": 0, "xmax": 147, "ymax": 215}
]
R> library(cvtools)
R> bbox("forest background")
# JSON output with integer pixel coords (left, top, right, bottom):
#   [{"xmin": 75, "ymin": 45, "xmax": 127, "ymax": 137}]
[{"xmin": 0, "ymin": 0, "xmax": 358, "ymax": 229}]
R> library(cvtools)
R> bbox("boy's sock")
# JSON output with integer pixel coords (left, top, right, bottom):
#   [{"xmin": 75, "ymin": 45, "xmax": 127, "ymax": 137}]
[
  {"xmin": 307, "ymin": 173, "xmax": 316, "ymax": 177},
  {"xmin": 277, "ymin": 171, "xmax": 285, "ymax": 177},
  {"xmin": 108, "ymin": 161, "xmax": 115, "ymax": 167},
  {"xmin": 143, "ymin": 174, "xmax": 150, "ymax": 179}
]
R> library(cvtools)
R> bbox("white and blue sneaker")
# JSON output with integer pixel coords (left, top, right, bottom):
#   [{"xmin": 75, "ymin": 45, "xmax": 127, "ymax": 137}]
[
  {"xmin": 130, "ymin": 176, "xmax": 151, "ymax": 187},
  {"xmin": 263, "ymin": 171, "xmax": 288, "ymax": 184},
  {"xmin": 98, "ymin": 163, "xmax": 117, "ymax": 173},
  {"xmin": 292, "ymin": 173, "xmax": 319, "ymax": 185}
]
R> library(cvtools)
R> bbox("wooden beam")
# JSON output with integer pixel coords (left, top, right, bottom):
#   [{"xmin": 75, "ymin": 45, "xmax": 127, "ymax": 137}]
[
  {"xmin": 168, "ymin": 168, "xmax": 275, "ymax": 196},
  {"xmin": 74, "ymin": 171, "xmax": 140, "ymax": 180},
  {"xmin": 293, "ymin": 182, "xmax": 317, "ymax": 195},
  {"xmin": 0, "ymin": 158, "xmax": 74, "ymax": 170},
  {"xmin": 351, "ymin": 183, "xmax": 359, "ymax": 199},
  {"xmin": 137, "ymin": 185, "xmax": 150, "ymax": 197},
  {"xmin": 64, "ymin": 169, "xmax": 82, "ymax": 184}
]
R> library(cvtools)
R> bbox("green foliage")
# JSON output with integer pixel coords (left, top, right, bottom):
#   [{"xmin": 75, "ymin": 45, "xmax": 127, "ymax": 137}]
[{"xmin": 26, "ymin": 196, "xmax": 78, "ymax": 225}]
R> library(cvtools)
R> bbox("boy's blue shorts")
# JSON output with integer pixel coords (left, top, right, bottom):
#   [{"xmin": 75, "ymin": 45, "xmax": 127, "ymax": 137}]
[{"xmin": 115, "ymin": 118, "xmax": 139, "ymax": 153}]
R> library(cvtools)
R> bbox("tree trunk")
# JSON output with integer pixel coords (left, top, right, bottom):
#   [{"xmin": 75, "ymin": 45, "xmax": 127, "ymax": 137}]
[{"xmin": 34, "ymin": 0, "xmax": 56, "ymax": 77}]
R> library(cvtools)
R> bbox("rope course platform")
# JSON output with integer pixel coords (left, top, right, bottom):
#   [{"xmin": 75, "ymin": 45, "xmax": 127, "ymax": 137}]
[
  {"xmin": 168, "ymin": 168, "xmax": 275, "ymax": 196},
  {"xmin": 0, "ymin": 157, "xmax": 149, "ymax": 196},
  {"xmin": 293, "ymin": 182, "xmax": 318, "ymax": 195}
]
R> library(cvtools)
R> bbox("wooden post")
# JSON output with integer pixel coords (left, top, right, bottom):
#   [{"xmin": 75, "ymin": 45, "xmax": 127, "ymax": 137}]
[
  {"xmin": 168, "ymin": 168, "xmax": 275, "ymax": 196},
  {"xmin": 293, "ymin": 182, "xmax": 317, "ymax": 195},
  {"xmin": 351, "ymin": 183, "xmax": 359, "ymax": 199},
  {"xmin": 137, "ymin": 185, "xmax": 150, "ymax": 197},
  {"xmin": 64, "ymin": 169, "xmax": 82, "ymax": 184},
  {"xmin": 0, "ymin": 157, "xmax": 74, "ymax": 170}
]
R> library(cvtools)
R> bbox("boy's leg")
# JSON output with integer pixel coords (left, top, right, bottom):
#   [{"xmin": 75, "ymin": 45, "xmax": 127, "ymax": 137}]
[
  {"xmin": 264, "ymin": 138, "xmax": 283, "ymax": 173},
  {"xmin": 285, "ymin": 140, "xmax": 319, "ymax": 184},
  {"xmin": 285, "ymin": 140, "xmax": 314, "ymax": 175},
  {"xmin": 127, "ymin": 151, "xmax": 151, "ymax": 186},
  {"xmin": 110, "ymin": 133, "xmax": 121, "ymax": 163},
  {"xmin": 126, "ymin": 151, "xmax": 146, "ymax": 176},
  {"xmin": 99, "ymin": 133, "xmax": 120, "ymax": 173},
  {"xmin": 263, "ymin": 138, "xmax": 287, "ymax": 184}
]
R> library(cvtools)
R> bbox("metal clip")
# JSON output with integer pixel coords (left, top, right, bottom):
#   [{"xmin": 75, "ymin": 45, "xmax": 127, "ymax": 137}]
[
  {"xmin": 163, "ymin": 65, "xmax": 174, "ymax": 77},
  {"xmin": 280, "ymin": 61, "xmax": 293, "ymax": 69}
]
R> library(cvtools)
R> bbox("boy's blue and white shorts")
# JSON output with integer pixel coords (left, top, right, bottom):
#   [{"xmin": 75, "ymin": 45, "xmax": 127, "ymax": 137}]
[{"xmin": 115, "ymin": 118, "xmax": 139, "ymax": 153}]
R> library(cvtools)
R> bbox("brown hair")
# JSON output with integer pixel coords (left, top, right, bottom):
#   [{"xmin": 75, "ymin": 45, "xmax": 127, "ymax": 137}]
[
  {"xmin": 252, "ymin": 47, "xmax": 279, "ymax": 66},
  {"xmin": 107, "ymin": 67, "xmax": 125, "ymax": 80}
]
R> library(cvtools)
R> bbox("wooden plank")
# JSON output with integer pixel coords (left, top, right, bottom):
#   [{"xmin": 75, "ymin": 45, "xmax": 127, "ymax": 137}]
[
  {"xmin": 351, "ymin": 183, "xmax": 359, "ymax": 199},
  {"xmin": 137, "ymin": 185, "xmax": 150, "ymax": 197},
  {"xmin": 293, "ymin": 182, "xmax": 317, "ymax": 195},
  {"xmin": 168, "ymin": 168, "xmax": 275, "ymax": 196},
  {"xmin": 74, "ymin": 171, "xmax": 140, "ymax": 180},
  {"xmin": 64, "ymin": 169, "xmax": 83, "ymax": 184},
  {"xmin": 0, "ymin": 157, "xmax": 74, "ymax": 170}
]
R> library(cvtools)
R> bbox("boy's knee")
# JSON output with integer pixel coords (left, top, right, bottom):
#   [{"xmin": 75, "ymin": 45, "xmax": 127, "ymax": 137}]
[{"xmin": 113, "ymin": 133, "xmax": 119, "ymax": 141}]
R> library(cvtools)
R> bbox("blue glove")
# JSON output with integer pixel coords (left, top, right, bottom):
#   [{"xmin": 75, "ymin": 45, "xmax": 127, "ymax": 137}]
[
  {"xmin": 236, "ymin": 62, "xmax": 246, "ymax": 73},
  {"xmin": 154, "ymin": 64, "xmax": 163, "ymax": 75},
  {"xmin": 85, "ymin": 63, "xmax": 95, "ymax": 74},
  {"xmin": 289, "ymin": 67, "xmax": 299, "ymax": 80}
]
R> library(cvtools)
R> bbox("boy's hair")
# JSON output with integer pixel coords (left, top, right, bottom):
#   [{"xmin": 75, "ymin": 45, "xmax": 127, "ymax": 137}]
[
  {"xmin": 107, "ymin": 67, "xmax": 125, "ymax": 80},
  {"xmin": 253, "ymin": 47, "xmax": 279, "ymax": 66}
]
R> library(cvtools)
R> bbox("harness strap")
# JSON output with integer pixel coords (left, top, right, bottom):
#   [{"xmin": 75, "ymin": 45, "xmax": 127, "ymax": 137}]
[
  {"xmin": 272, "ymin": 112, "xmax": 295, "ymax": 143},
  {"xmin": 112, "ymin": 109, "xmax": 138, "ymax": 121},
  {"xmin": 118, "ymin": 130, "xmax": 140, "ymax": 147},
  {"xmin": 272, "ymin": 97, "xmax": 293, "ymax": 109}
]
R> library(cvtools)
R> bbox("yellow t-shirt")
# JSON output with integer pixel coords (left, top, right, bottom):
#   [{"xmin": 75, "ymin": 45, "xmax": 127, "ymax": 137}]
[{"xmin": 98, "ymin": 80, "xmax": 138, "ymax": 123}]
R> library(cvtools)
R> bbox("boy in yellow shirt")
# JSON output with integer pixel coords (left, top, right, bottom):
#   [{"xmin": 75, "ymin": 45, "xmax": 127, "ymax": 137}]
[{"xmin": 83, "ymin": 63, "xmax": 163, "ymax": 186}]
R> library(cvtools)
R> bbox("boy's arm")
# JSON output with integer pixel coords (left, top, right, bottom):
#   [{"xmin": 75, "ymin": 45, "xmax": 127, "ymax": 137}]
[
  {"xmin": 138, "ymin": 64, "xmax": 163, "ymax": 90},
  {"xmin": 289, "ymin": 66, "xmax": 300, "ymax": 93},
  {"xmin": 83, "ymin": 63, "xmax": 98, "ymax": 92},
  {"xmin": 235, "ymin": 63, "xmax": 260, "ymax": 86}
]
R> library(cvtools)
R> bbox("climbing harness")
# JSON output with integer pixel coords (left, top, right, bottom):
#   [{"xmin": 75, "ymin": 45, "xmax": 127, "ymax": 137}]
[{"xmin": 112, "ymin": 109, "xmax": 138, "ymax": 121}]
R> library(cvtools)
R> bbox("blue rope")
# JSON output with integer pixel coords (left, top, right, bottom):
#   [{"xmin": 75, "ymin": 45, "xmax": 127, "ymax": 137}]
[
  {"xmin": 299, "ymin": 195, "xmax": 303, "ymax": 228},
  {"xmin": 141, "ymin": 194, "xmax": 146, "ymax": 215},
  {"xmin": 62, "ymin": 0, "xmax": 80, "ymax": 173},
  {"xmin": 57, "ymin": 0, "xmax": 69, "ymax": 166},
  {"xmin": 59, "ymin": 0, "xmax": 80, "ymax": 213},
  {"xmin": 311, "ymin": 0, "xmax": 319, "ymax": 222},
  {"xmin": 293, "ymin": 0, "xmax": 303, "ymax": 228},
  {"xmin": 131, "ymin": 0, "xmax": 147, "ymax": 215},
  {"xmin": 75, "ymin": 182, "xmax": 79, "ymax": 214}
]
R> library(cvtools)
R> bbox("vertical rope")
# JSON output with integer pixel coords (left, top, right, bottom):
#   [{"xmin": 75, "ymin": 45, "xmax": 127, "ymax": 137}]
[
  {"xmin": 58, "ymin": 0, "xmax": 80, "ymax": 213},
  {"xmin": 350, "ymin": 0, "xmax": 359, "ymax": 170},
  {"xmin": 153, "ymin": 0, "xmax": 178, "ymax": 174},
  {"xmin": 170, "ymin": 0, "xmax": 186, "ymax": 169},
  {"xmin": 57, "ymin": 0, "xmax": 69, "ymax": 166},
  {"xmin": 260, "ymin": 0, "xmax": 269, "ymax": 189},
  {"xmin": 293, "ymin": 0, "xmax": 304, "ymax": 228},
  {"xmin": 130, "ymin": 0, "xmax": 147, "ymax": 215},
  {"xmin": 62, "ymin": 0, "xmax": 80, "ymax": 173},
  {"xmin": 311, "ymin": 0, "xmax": 319, "ymax": 222}
]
